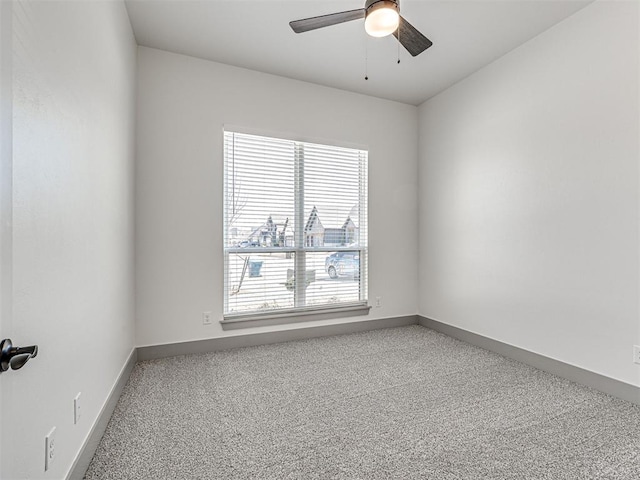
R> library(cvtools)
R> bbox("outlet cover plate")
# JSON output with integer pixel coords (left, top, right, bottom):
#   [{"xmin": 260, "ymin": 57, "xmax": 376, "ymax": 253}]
[
  {"xmin": 633, "ymin": 345, "xmax": 640, "ymax": 365},
  {"xmin": 45, "ymin": 426, "xmax": 56, "ymax": 471},
  {"xmin": 74, "ymin": 392, "xmax": 82, "ymax": 424}
]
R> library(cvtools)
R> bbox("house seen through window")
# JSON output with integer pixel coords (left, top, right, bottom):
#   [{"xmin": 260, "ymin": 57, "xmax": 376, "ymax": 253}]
[{"xmin": 223, "ymin": 130, "xmax": 368, "ymax": 318}]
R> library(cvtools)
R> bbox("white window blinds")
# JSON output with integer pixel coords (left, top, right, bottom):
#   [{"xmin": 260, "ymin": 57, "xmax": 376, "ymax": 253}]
[{"xmin": 223, "ymin": 130, "xmax": 368, "ymax": 318}]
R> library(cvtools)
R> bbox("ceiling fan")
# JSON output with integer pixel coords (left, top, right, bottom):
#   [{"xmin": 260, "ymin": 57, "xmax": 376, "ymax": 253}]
[{"xmin": 289, "ymin": 0, "xmax": 433, "ymax": 57}]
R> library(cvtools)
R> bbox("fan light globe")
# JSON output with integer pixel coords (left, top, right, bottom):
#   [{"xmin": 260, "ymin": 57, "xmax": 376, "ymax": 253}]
[{"xmin": 365, "ymin": 6, "xmax": 399, "ymax": 37}]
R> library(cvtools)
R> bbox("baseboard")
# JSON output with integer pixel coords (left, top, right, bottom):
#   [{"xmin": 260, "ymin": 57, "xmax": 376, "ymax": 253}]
[
  {"xmin": 62, "ymin": 315, "xmax": 639, "ymax": 480},
  {"xmin": 66, "ymin": 316, "xmax": 417, "ymax": 478},
  {"xmin": 66, "ymin": 348, "xmax": 138, "ymax": 480},
  {"xmin": 418, "ymin": 316, "xmax": 640, "ymax": 406},
  {"xmin": 138, "ymin": 315, "xmax": 418, "ymax": 361}
]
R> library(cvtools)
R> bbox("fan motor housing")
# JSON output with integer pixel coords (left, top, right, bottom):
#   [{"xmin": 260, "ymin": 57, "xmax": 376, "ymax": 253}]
[{"xmin": 365, "ymin": 0, "xmax": 399, "ymax": 15}]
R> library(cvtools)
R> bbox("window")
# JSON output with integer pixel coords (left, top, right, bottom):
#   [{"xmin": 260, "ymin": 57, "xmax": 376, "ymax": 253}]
[{"xmin": 223, "ymin": 130, "xmax": 368, "ymax": 321}]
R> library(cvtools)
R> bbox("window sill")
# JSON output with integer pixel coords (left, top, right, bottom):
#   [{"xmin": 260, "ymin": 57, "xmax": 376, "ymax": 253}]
[{"xmin": 220, "ymin": 303, "xmax": 371, "ymax": 330}]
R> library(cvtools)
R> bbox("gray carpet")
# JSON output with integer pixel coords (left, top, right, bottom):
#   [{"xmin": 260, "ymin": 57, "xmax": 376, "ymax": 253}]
[{"xmin": 85, "ymin": 326, "xmax": 640, "ymax": 479}]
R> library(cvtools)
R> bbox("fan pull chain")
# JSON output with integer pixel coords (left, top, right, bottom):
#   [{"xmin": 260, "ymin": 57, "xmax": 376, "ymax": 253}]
[
  {"xmin": 365, "ymin": 36, "xmax": 369, "ymax": 80},
  {"xmin": 397, "ymin": 26, "xmax": 401, "ymax": 64}
]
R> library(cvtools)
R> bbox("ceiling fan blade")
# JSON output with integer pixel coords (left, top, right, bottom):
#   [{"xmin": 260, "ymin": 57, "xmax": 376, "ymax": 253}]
[
  {"xmin": 393, "ymin": 16, "xmax": 433, "ymax": 57},
  {"xmin": 290, "ymin": 9, "xmax": 366, "ymax": 34}
]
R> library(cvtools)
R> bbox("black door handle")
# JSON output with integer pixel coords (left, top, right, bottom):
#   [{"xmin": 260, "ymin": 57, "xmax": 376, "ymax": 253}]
[{"xmin": 0, "ymin": 339, "xmax": 38, "ymax": 372}]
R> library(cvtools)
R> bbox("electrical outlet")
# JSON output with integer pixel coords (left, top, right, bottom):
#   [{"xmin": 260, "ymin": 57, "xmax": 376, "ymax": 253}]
[
  {"xmin": 203, "ymin": 311, "xmax": 212, "ymax": 325},
  {"xmin": 633, "ymin": 345, "xmax": 640, "ymax": 365},
  {"xmin": 45, "ymin": 427, "xmax": 56, "ymax": 472},
  {"xmin": 74, "ymin": 392, "xmax": 82, "ymax": 424},
  {"xmin": 375, "ymin": 296, "xmax": 382, "ymax": 308}
]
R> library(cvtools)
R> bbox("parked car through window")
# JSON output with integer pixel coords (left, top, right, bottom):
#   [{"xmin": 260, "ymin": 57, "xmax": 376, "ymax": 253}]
[{"xmin": 325, "ymin": 252, "xmax": 360, "ymax": 279}]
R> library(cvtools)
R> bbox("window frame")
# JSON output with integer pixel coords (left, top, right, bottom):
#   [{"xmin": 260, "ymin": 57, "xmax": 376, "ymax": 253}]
[{"xmin": 222, "ymin": 128, "xmax": 369, "ymax": 326}]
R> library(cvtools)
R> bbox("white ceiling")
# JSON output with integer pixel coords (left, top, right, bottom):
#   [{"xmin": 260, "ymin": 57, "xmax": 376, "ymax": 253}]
[{"xmin": 124, "ymin": 0, "xmax": 592, "ymax": 105}]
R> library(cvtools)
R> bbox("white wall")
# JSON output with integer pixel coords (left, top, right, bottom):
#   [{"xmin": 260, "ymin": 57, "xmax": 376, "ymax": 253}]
[
  {"xmin": 3, "ymin": 1, "xmax": 137, "ymax": 478},
  {"xmin": 0, "ymin": 1, "xmax": 13, "ymax": 477},
  {"xmin": 135, "ymin": 46, "xmax": 418, "ymax": 346},
  {"xmin": 418, "ymin": 0, "xmax": 640, "ymax": 387}
]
